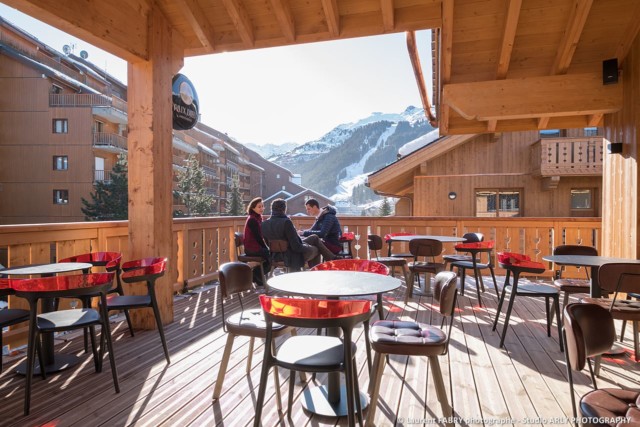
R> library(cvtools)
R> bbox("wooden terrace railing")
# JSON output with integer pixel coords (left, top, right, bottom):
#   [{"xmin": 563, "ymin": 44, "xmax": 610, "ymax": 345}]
[{"xmin": 0, "ymin": 216, "xmax": 600, "ymax": 351}]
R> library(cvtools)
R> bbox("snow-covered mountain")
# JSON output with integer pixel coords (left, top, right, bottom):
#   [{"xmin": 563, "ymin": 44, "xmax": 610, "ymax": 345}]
[
  {"xmin": 270, "ymin": 106, "xmax": 435, "ymax": 213},
  {"xmin": 245, "ymin": 142, "xmax": 299, "ymax": 159}
]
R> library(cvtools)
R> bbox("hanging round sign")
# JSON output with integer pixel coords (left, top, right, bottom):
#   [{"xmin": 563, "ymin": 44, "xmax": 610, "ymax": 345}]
[{"xmin": 172, "ymin": 73, "xmax": 199, "ymax": 130}]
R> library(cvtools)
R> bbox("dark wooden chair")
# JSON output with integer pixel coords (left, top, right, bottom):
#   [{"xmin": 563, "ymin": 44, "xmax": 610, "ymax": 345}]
[
  {"xmin": 551, "ymin": 244, "xmax": 598, "ymax": 308},
  {"xmin": 0, "ymin": 282, "xmax": 30, "ymax": 374},
  {"xmin": 582, "ymin": 263, "xmax": 640, "ymax": 361},
  {"xmin": 106, "ymin": 257, "xmax": 171, "ymax": 364},
  {"xmin": 367, "ymin": 234, "xmax": 410, "ymax": 291},
  {"xmin": 442, "ymin": 232, "xmax": 484, "ymax": 268},
  {"xmin": 563, "ymin": 303, "xmax": 640, "ymax": 422},
  {"xmin": 366, "ymin": 271, "xmax": 458, "ymax": 427},
  {"xmin": 448, "ymin": 241, "xmax": 499, "ymax": 306},
  {"xmin": 212, "ymin": 262, "xmax": 295, "ymax": 405},
  {"xmin": 233, "ymin": 232, "xmax": 267, "ymax": 285},
  {"xmin": 407, "ymin": 238, "xmax": 445, "ymax": 300},
  {"xmin": 267, "ymin": 239, "xmax": 288, "ymax": 276}
]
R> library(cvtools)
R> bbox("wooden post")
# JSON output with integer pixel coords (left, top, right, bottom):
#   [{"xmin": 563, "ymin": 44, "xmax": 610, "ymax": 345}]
[{"xmin": 127, "ymin": 7, "xmax": 184, "ymax": 328}]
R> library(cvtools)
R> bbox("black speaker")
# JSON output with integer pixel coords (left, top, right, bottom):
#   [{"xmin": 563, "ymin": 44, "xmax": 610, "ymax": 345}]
[
  {"xmin": 608, "ymin": 142, "xmax": 623, "ymax": 154},
  {"xmin": 603, "ymin": 58, "xmax": 618, "ymax": 85}
]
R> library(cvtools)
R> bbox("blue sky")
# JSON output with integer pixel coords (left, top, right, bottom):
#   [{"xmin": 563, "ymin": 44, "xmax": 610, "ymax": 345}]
[{"xmin": 0, "ymin": 3, "xmax": 432, "ymax": 146}]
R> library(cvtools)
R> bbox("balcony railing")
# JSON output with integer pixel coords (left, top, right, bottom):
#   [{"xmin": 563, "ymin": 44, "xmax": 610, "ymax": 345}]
[
  {"xmin": 93, "ymin": 132, "xmax": 127, "ymax": 151},
  {"xmin": 94, "ymin": 169, "xmax": 112, "ymax": 182},
  {"xmin": 49, "ymin": 93, "xmax": 128, "ymax": 114},
  {"xmin": 531, "ymin": 137, "xmax": 603, "ymax": 176},
  {"xmin": 0, "ymin": 216, "xmax": 600, "ymax": 351}
]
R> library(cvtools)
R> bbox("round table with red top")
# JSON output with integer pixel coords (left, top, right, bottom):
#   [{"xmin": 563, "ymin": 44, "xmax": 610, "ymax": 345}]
[{"xmin": 267, "ymin": 270, "xmax": 400, "ymax": 418}]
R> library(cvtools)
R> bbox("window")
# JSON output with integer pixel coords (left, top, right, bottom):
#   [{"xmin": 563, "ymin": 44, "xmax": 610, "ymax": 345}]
[
  {"xmin": 276, "ymin": 174, "xmax": 280, "ymax": 179},
  {"xmin": 93, "ymin": 120, "xmax": 104, "ymax": 133},
  {"xmin": 52, "ymin": 119, "xmax": 68, "ymax": 134},
  {"xmin": 53, "ymin": 190, "xmax": 69, "ymax": 205},
  {"xmin": 540, "ymin": 129, "xmax": 560, "ymax": 138},
  {"xmin": 476, "ymin": 189, "xmax": 522, "ymax": 217},
  {"xmin": 50, "ymin": 84, "xmax": 62, "ymax": 94},
  {"xmin": 571, "ymin": 189, "xmax": 592, "ymax": 209},
  {"xmin": 53, "ymin": 156, "xmax": 68, "ymax": 171},
  {"xmin": 583, "ymin": 127, "xmax": 599, "ymax": 137}
]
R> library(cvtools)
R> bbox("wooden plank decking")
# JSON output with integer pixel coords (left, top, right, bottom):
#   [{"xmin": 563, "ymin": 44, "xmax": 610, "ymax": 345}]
[{"xmin": 1, "ymin": 274, "xmax": 638, "ymax": 427}]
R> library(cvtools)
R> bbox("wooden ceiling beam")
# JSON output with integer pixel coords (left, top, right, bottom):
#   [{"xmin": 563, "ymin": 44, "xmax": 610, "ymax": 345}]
[
  {"xmin": 221, "ymin": 0, "xmax": 255, "ymax": 48},
  {"xmin": 439, "ymin": 0, "xmax": 454, "ymax": 134},
  {"xmin": 550, "ymin": 0, "xmax": 593, "ymax": 75},
  {"xmin": 175, "ymin": 0, "xmax": 216, "ymax": 51},
  {"xmin": 587, "ymin": 114, "xmax": 603, "ymax": 127},
  {"xmin": 496, "ymin": 0, "xmax": 522, "ymax": 79},
  {"xmin": 443, "ymin": 72, "xmax": 622, "ymax": 122},
  {"xmin": 1, "ymin": 0, "xmax": 149, "ymax": 61},
  {"xmin": 321, "ymin": 0, "xmax": 340, "ymax": 37},
  {"xmin": 269, "ymin": 0, "xmax": 296, "ymax": 43},
  {"xmin": 380, "ymin": 0, "xmax": 394, "ymax": 31}
]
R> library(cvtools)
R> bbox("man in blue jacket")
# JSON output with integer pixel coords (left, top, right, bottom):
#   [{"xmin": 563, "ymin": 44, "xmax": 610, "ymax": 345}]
[{"xmin": 299, "ymin": 198, "xmax": 342, "ymax": 256}]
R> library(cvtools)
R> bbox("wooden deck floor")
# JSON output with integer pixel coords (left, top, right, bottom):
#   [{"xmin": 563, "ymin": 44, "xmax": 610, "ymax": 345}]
[{"xmin": 1, "ymin": 274, "xmax": 638, "ymax": 427}]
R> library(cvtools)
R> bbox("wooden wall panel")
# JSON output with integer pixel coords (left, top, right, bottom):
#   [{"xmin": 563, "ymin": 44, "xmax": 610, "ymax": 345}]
[{"xmin": 603, "ymin": 32, "xmax": 640, "ymax": 258}]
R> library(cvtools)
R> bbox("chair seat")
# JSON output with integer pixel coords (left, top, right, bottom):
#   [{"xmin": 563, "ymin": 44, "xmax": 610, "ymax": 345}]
[
  {"xmin": 449, "ymin": 260, "xmax": 491, "ymax": 269},
  {"xmin": 554, "ymin": 278, "xmax": 590, "ymax": 293},
  {"xmin": 581, "ymin": 298, "xmax": 640, "ymax": 320},
  {"xmin": 225, "ymin": 309, "xmax": 290, "ymax": 338},
  {"xmin": 370, "ymin": 320, "xmax": 447, "ymax": 356},
  {"xmin": 277, "ymin": 335, "xmax": 355, "ymax": 371},
  {"xmin": 581, "ymin": 388, "xmax": 640, "ymax": 424},
  {"xmin": 37, "ymin": 308, "xmax": 100, "ymax": 331},
  {"xmin": 409, "ymin": 262, "xmax": 445, "ymax": 273},
  {"xmin": 443, "ymin": 254, "xmax": 473, "ymax": 262},
  {"xmin": 373, "ymin": 257, "xmax": 407, "ymax": 266},
  {"xmin": 238, "ymin": 254, "xmax": 263, "ymax": 263},
  {"xmin": 392, "ymin": 253, "xmax": 413, "ymax": 259},
  {"xmin": 509, "ymin": 283, "xmax": 559, "ymax": 296},
  {"xmin": 107, "ymin": 294, "xmax": 151, "ymax": 309},
  {"xmin": 0, "ymin": 308, "xmax": 29, "ymax": 326}
]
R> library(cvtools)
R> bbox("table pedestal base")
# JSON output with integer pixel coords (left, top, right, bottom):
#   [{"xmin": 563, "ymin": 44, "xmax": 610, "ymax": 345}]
[
  {"xmin": 301, "ymin": 385, "xmax": 368, "ymax": 417},
  {"xmin": 16, "ymin": 353, "xmax": 80, "ymax": 376}
]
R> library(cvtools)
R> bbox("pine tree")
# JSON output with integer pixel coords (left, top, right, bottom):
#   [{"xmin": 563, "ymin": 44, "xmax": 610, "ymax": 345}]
[
  {"xmin": 378, "ymin": 197, "xmax": 393, "ymax": 216},
  {"xmin": 174, "ymin": 154, "xmax": 214, "ymax": 217},
  {"xmin": 81, "ymin": 153, "xmax": 129, "ymax": 221},
  {"xmin": 225, "ymin": 176, "xmax": 244, "ymax": 216}
]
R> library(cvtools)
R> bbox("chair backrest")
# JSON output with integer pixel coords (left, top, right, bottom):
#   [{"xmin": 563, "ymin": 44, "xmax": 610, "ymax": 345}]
[
  {"xmin": 434, "ymin": 271, "xmax": 459, "ymax": 318},
  {"xmin": 310, "ymin": 259, "xmax": 389, "ymax": 275},
  {"xmin": 563, "ymin": 303, "xmax": 615, "ymax": 372},
  {"xmin": 234, "ymin": 232, "xmax": 244, "ymax": 258},
  {"xmin": 553, "ymin": 245, "xmax": 598, "ymax": 257},
  {"xmin": 8, "ymin": 272, "xmax": 116, "ymax": 301},
  {"xmin": 121, "ymin": 257, "xmax": 167, "ymax": 283},
  {"xmin": 259, "ymin": 295, "xmax": 371, "ymax": 331},
  {"xmin": 409, "ymin": 238, "xmax": 443, "ymax": 260},
  {"xmin": 269, "ymin": 239, "xmax": 289, "ymax": 253},
  {"xmin": 461, "ymin": 232, "xmax": 483, "ymax": 243},
  {"xmin": 367, "ymin": 234, "xmax": 384, "ymax": 253},
  {"xmin": 597, "ymin": 263, "xmax": 640, "ymax": 297},
  {"xmin": 218, "ymin": 261, "xmax": 254, "ymax": 298},
  {"xmin": 59, "ymin": 251, "xmax": 122, "ymax": 271}
]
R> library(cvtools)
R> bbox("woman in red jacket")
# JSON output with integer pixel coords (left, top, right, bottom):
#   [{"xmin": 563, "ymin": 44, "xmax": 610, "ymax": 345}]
[{"xmin": 243, "ymin": 197, "xmax": 270, "ymax": 286}]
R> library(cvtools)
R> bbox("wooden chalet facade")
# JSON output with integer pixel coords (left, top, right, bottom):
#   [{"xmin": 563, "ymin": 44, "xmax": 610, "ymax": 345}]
[{"xmin": 368, "ymin": 128, "xmax": 603, "ymax": 218}]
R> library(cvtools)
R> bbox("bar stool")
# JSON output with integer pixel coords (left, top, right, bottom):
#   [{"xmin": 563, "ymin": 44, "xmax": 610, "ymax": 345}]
[{"xmin": 492, "ymin": 252, "xmax": 563, "ymax": 351}]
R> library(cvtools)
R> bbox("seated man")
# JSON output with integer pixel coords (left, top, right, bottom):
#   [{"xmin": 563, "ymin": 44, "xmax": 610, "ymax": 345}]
[
  {"xmin": 299, "ymin": 199, "xmax": 342, "ymax": 256},
  {"xmin": 262, "ymin": 198, "xmax": 319, "ymax": 271}
]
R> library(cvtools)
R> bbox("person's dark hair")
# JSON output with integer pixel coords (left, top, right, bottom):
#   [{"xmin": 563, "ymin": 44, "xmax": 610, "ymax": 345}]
[
  {"xmin": 247, "ymin": 197, "xmax": 263, "ymax": 215},
  {"xmin": 305, "ymin": 198, "xmax": 319, "ymax": 209},
  {"xmin": 271, "ymin": 198, "xmax": 287, "ymax": 214}
]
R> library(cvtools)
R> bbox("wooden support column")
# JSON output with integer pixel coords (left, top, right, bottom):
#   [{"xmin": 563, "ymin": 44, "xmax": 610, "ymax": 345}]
[{"xmin": 127, "ymin": 7, "xmax": 184, "ymax": 328}]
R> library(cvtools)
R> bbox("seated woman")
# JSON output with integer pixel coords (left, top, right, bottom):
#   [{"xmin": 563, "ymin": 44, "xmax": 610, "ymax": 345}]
[{"xmin": 243, "ymin": 197, "xmax": 271, "ymax": 286}]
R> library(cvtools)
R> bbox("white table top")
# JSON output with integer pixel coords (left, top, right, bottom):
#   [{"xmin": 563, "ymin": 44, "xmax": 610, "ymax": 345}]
[
  {"xmin": 267, "ymin": 270, "xmax": 400, "ymax": 298},
  {"xmin": 0, "ymin": 262, "xmax": 92, "ymax": 276}
]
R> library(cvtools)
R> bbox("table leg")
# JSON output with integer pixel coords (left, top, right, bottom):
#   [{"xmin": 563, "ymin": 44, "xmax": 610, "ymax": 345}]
[
  {"xmin": 590, "ymin": 266, "xmax": 601, "ymax": 298},
  {"xmin": 300, "ymin": 325, "xmax": 369, "ymax": 417}
]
